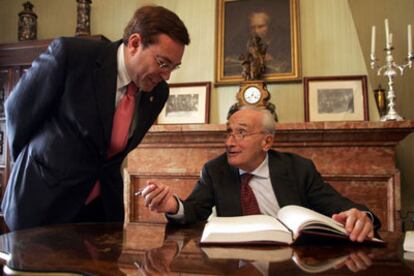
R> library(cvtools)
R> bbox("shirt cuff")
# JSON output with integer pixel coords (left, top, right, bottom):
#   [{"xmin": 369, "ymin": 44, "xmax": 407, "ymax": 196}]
[
  {"xmin": 364, "ymin": 211, "xmax": 374, "ymax": 222},
  {"xmin": 166, "ymin": 195, "xmax": 185, "ymax": 220}
]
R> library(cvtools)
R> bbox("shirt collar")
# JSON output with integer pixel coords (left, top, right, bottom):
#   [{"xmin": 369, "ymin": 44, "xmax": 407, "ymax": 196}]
[
  {"xmin": 117, "ymin": 44, "xmax": 131, "ymax": 89},
  {"xmin": 239, "ymin": 153, "xmax": 269, "ymax": 179}
]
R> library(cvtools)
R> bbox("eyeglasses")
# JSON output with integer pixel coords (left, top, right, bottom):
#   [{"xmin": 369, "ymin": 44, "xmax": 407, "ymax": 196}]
[
  {"xmin": 154, "ymin": 55, "xmax": 180, "ymax": 72},
  {"xmin": 226, "ymin": 130, "xmax": 266, "ymax": 141}
]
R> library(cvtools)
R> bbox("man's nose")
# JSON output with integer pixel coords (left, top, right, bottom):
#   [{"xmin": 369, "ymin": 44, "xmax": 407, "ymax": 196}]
[
  {"xmin": 160, "ymin": 70, "xmax": 171, "ymax": 81},
  {"xmin": 225, "ymin": 134, "xmax": 236, "ymax": 146}
]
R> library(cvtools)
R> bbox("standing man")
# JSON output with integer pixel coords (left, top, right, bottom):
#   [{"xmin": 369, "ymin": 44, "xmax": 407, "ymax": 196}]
[
  {"xmin": 2, "ymin": 5, "xmax": 190, "ymax": 231},
  {"xmin": 142, "ymin": 107, "xmax": 381, "ymax": 242}
]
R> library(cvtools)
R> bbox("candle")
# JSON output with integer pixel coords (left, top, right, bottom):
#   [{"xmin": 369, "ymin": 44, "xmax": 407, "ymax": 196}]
[
  {"xmin": 385, "ymin": 19, "xmax": 390, "ymax": 47},
  {"xmin": 389, "ymin": 33, "xmax": 393, "ymax": 47},
  {"xmin": 371, "ymin": 25, "xmax": 376, "ymax": 56},
  {"xmin": 408, "ymin": 24, "xmax": 412, "ymax": 55}
]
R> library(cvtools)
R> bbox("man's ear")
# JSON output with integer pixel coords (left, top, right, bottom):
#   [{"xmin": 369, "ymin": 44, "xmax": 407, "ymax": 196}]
[
  {"xmin": 262, "ymin": 134, "xmax": 274, "ymax": 151},
  {"xmin": 127, "ymin": 33, "xmax": 141, "ymax": 51}
]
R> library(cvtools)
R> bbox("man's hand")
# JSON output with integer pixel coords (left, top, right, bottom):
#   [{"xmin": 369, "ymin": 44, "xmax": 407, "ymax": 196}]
[
  {"xmin": 140, "ymin": 181, "xmax": 179, "ymax": 214},
  {"xmin": 335, "ymin": 250, "xmax": 373, "ymax": 272},
  {"xmin": 332, "ymin": 208, "xmax": 374, "ymax": 242}
]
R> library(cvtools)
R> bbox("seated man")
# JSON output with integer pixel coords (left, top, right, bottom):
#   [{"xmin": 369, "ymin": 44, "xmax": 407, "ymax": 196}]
[{"xmin": 141, "ymin": 107, "xmax": 381, "ymax": 242}]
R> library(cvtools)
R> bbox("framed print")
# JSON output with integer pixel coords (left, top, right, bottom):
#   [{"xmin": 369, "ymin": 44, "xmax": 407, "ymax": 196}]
[
  {"xmin": 215, "ymin": 0, "xmax": 300, "ymax": 85},
  {"xmin": 157, "ymin": 82, "xmax": 211, "ymax": 124},
  {"xmin": 304, "ymin": 75, "xmax": 369, "ymax": 122}
]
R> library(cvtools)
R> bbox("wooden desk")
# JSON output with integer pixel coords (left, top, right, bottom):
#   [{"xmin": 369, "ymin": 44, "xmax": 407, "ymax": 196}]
[{"xmin": 0, "ymin": 223, "xmax": 413, "ymax": 275}]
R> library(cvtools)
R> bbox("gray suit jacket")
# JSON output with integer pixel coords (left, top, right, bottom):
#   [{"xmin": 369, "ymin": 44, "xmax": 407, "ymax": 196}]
[
  {"xmin": 182, "ymin": 150, "xmax": 381, "ymax": 231},
  {"xmin": 2, "ymin": 37, "xmax": 169, "ymax": 231}
]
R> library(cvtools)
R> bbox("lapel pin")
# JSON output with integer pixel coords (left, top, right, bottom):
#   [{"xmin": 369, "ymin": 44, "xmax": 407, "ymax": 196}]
[{"xmin": 149, "ymin": 96, "xmax": 154, "ymax": 102}]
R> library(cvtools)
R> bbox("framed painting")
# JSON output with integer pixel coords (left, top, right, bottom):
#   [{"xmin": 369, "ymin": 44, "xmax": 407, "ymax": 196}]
[
  {"xmin": 304, "ymin": 75, "xmax": 369, "ymax": 122},
  {"xmin": 215, "ymin": 0, "xmax": 300, "ymax": 85},
  {"xmin": 157, "ymin": 82, "xmax": 211, "ymax": 124}
]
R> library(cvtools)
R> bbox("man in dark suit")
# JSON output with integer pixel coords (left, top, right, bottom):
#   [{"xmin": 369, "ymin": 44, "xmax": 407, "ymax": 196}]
[
  {"xmin": 1, "ymin": 5, "xmax": 190, "ymax": 231},
  {"xmin": 142, "ymin": 107, "xmax": 380, "ymax": 242}
]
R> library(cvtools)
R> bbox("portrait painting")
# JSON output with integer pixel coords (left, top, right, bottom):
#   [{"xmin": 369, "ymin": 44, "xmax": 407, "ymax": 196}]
[
  {"xmin": 304, "ymin": 76, "xmax": 369, "ymax": 122},
  {"xmin": 216, "ymin": 0, "xmax": 300, "ymax": 84},
  {"xmin": 157, "ymin": 82, "xmax": 211, "ymax": 124}
]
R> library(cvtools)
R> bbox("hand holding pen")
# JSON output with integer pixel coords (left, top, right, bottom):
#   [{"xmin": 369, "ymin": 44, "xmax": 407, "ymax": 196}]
[{"xmin": 134, "ymin": 181, "xmax": 179, "ymax": 214}]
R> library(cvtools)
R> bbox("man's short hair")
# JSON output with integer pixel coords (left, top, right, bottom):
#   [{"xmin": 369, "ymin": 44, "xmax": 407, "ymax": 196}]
[
  {"xmin": 123, "ymin": 5, "xmax": 190, "ymax": 47},
  {"xmin": 227, "ymin": 102, "xmax": 278, "ymax": 122},
  {"xmin": 227, "ymin": 105, "xmax": 276, "ymax": 135}
]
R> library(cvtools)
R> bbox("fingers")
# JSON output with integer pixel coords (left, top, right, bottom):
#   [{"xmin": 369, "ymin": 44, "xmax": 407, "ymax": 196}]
[
  {"xmin": 143, "ymin": 184, "xmax": 170, "ymax": 208},
  {"xmin": 344, "ymin": 251, "xmax": 372, "ymax": 272},
  {"xmin": 332, "ymin": 209, "xmax": 374, "ymax": 242},
  {"xmin": 332, "ymin": 213, "xmax": 347, "ymax": 225},
  {"xmin": 148, "ymin": 187, "xmax": 171, "ymax": 211},
  {"xmin": 140, "ymin": 181, "xmax": 178, "ymax": 213}
]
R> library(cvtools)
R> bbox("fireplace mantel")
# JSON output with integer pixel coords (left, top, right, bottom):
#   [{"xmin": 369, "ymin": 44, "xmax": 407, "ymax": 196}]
[{"xmin": 126, "ymin": 120, "xmax": 414, "ymax": 232}]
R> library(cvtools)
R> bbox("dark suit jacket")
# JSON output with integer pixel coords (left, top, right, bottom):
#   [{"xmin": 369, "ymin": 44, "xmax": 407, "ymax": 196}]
[
  {"xmin": 182, "ymin": 150, "xmax": 381, "ymax": 231},
  {"xmin": 1, "ymin": 37, "xmax": 169, "ymax": 231}
]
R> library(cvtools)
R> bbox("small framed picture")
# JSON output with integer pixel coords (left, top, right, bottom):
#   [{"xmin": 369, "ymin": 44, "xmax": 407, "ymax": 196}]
[
  {"xmin": 157, "ymin": 82, "xmax": 211, "ymax": 124},
  {"xmin": 304, "ymin": 75, "xmax": 369, "ymax": 122}
]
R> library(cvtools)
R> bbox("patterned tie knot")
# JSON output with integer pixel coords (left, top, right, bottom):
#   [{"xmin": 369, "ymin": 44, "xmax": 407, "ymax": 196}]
[
  {"xmin": 241, "ymin": 173, "xmax": 254, "ymax": 185},
  {"xmin": 126, "ymin": 81, "xmax": 137, "ymax": 97}
]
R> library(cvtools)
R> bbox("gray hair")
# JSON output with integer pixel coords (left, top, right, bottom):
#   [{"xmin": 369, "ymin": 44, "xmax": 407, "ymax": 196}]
[{"xmin": 238, "ymin": 106, "xmax": 276, "ymax": 135}]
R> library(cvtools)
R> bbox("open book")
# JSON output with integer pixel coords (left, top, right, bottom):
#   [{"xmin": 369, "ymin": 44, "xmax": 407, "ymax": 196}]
[{"xmin": 200, "ymin": 205, "xmax": 384, "ymax": 245}]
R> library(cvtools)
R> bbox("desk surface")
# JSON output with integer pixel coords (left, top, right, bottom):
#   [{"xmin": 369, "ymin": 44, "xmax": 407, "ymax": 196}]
[{"xmin": 0, "ymin": 222, "xmax": 413, "ymax": 275}]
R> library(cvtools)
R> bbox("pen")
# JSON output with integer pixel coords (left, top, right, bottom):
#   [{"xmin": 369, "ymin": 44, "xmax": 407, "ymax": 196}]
[{"xmin": 135, "ymin": 190, "xmax": 143, "ymax": 196}]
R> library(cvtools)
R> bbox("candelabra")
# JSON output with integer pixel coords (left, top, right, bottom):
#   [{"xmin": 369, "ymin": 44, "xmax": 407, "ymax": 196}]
[{"xmin": 370, "ymin": 19, "xmax": 413, "ymax": 121}]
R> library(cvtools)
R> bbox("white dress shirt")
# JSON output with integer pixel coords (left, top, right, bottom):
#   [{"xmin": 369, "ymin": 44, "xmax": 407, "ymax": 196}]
[
  {"xmin": 116, "ymin": 44, "xmax": 137, "ymax": 136},
  {"xmin": 239, "ymin": 154, "xmax": 280, "ymax": 218}
]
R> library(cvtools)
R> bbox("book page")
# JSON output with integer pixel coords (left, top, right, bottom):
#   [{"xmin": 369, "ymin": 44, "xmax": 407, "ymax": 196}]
[
  {"xmin": 201, "ymin": 246, "xmax": 293, "ymax": 262},
  {"xmin": 277, "ymin": 205, "xmax": 346, "ymax": 239},
  {"xmin": 404, "ymin": 231, "xmax": 414, "ymax": 252},
  {"xmin": 200, "ymin": 215, "xmax": 292, "ymax": 244}
]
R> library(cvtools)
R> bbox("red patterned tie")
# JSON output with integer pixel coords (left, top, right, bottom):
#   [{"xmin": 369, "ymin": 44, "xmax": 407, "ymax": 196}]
[
  {"xmin": 240, "ymin": 173, "xmax": 261, "ymax": 215},
  {"xmin": 85, "ymin": 82, "xmax": 137, "ymax": 205}
]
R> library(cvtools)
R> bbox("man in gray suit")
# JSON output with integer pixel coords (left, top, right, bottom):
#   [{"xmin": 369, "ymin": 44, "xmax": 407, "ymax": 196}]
[
  {"xmin": 142, "ymin": 107, "xmax": 380, "ymax": 242},
  {"xmin": 2, "ymin": 5, "xmax": 190, "ymax": 231}
]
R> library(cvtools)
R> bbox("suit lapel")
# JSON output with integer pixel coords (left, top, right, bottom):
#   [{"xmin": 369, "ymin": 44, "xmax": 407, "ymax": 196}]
[
  {"xmin": 216, "ymin": 161, "xmax": 243, "ymax": 216},
  {"xmin": 268, "ymin": 151, "xmax": 301, "ymax": 207},
  {"xmin": 93, "ymin": 41, "xmax": 120, "ymax": 152}
]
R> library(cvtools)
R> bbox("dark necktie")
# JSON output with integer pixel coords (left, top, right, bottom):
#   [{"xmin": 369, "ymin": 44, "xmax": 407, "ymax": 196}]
[
  {"xmin": 240, "ymin": 173, "xmax": 261, "ymax": 215},
  {"xmin": 85, "ymin": 82, "xmax": 137, "ymax": 205}
]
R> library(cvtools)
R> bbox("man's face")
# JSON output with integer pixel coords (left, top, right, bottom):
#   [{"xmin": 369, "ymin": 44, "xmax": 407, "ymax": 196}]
[
  {"xmin": 249, "ymin": 12, "xmax": 269, "ymax": 39},
  {"xmin": 124, "ymin": 33, "xmax": 185, "ymax": 92},
  {"xmin": 225, "ymin": 109, "xmax": 273, "ymax": 172}
]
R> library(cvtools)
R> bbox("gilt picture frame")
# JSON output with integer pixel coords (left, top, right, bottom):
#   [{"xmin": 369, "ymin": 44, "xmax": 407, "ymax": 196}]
[
  {"xmin": 304, "ymin": 75, "xmax": 369, "ymax": 122},
  {"xmin": 215, "ymin": 0, "xmax": 300, "ymax": 85},
  {"xmin": 157, "ymin": 82, "xmax": 211, "ymax": 124}
]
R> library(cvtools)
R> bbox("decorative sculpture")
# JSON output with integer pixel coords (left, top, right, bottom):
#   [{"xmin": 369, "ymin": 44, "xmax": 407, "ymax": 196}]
[
  {"xmin": 18, "ymin": 1, "xmax": 37, "ymax": 41},
  {"xmin": 240, "ymin": 35, "xmax": 267, "ymax": 81},
  {"xmin": 228, "ymin": 35, "xmax": 278, "ymax": 122},
  {"xmin": 75, "ymin": 0, "xmax": 92, "ymax": 36}
]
